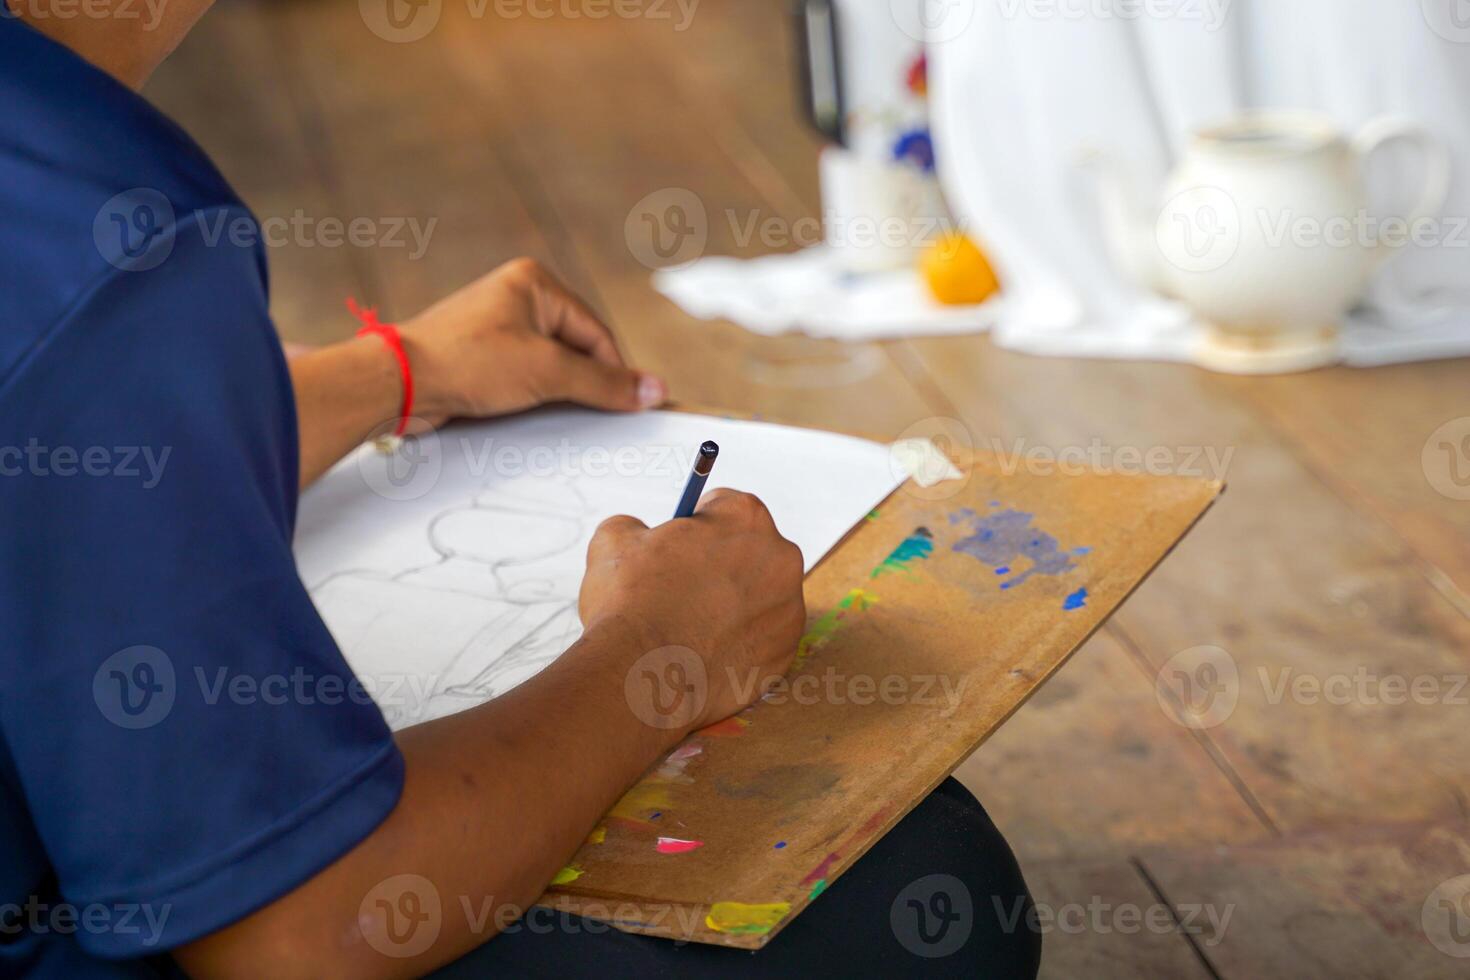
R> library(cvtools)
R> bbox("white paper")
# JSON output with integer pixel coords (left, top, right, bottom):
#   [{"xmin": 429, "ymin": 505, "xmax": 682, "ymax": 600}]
[{"xmin": 294, "ymin": 408, "xmax": 903, "ymax": 728}]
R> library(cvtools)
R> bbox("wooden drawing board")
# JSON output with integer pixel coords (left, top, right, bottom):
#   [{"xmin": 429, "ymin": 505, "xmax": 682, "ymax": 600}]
[{"xmin": 538, "ymin": 440, "xmax": 1222, "ymax": 949}]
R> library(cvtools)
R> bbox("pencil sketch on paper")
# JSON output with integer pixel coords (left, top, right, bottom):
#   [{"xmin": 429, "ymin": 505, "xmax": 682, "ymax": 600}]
[
  {"xmin": 295, "ymin": 408, "xmax": 907, "ymax": 732},
  {"xmin": 306, "ymin": 476, "xmax": 597, "ymax": 730}
]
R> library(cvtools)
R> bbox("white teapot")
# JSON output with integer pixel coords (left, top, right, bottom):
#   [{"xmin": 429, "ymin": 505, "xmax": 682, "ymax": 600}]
[{"xmin": 1091, "ymin": 111, "xmax": 1450, "ymax": 373}]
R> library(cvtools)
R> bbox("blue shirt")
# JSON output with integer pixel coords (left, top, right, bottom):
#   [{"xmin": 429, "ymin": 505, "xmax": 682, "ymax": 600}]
[{"xmin": 0, "ymin": 13, "xmax": 405, "ymax": 976}]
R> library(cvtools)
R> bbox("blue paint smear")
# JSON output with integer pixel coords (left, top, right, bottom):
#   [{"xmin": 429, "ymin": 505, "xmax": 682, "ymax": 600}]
[
  {"xmin": 951, "ymin": 508, "xmax": 1085, "ymax": 591},
  {"xmin": 873, "ymin": 527, "xmax": 935, "ymax": 579},
  {"xmin": 1073, "ymin": 546, "xmax": 1092, "ymax": 555},
  {"xmin": 889, "ymin": 528, "xmax": 934, "ymax": 563},
  {"xmin": 774, "ymin": 841, "xmax": 787, "ymax": 850},
  {"xmin": 1063, "ymin": 587, "xmax": 1088, "ymax": 611}
]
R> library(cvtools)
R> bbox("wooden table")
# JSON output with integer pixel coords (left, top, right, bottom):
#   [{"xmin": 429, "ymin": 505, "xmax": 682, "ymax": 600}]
[{"xmin": 148, "ymin": 3, "xmax": 1470, "ymax": 975}]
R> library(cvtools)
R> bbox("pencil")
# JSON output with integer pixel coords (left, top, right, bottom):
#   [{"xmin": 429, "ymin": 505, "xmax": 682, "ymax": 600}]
[{"xmin": 673, "ymin": 441, "xmax": 720, "ymax": 518}]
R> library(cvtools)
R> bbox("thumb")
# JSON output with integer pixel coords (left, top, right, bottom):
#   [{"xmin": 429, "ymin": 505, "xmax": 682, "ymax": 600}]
[{"xmin": 550, "ymin": 346, "xmax": 666, "ymax": 411}]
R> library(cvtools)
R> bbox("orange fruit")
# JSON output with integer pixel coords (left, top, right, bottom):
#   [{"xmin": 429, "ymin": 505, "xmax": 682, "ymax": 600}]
[{"xmin": 920, "ymin": 233, "xmax": 1000, "ymax": 306}]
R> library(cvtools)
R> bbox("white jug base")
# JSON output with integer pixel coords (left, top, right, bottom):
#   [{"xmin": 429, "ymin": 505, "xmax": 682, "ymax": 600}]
[{"xmin": 1192, "ymin": 324, "xmax": 1340, "ymax": 375}]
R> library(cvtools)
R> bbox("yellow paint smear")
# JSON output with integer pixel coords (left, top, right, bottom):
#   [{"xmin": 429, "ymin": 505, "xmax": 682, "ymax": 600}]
[
  {"xmin": 704, "ymin": 901, "xmax": 792, "ymax": 935},
  {"xmin": 586, "ymin": 826, "xmax": 607, "ymax": 845},
  {"xmin": 609, "ymin": 783, "xmax": 673, "ymax": 822},
  {"xmin": 551, "ymin": 865, "xmax": 583, "ymax": 885}
]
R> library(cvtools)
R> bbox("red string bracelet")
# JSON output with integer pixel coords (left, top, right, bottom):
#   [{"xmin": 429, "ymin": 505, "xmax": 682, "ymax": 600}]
[{"xmin": 347, "ymin": 298, "xmax": 414, "ymax": 450}]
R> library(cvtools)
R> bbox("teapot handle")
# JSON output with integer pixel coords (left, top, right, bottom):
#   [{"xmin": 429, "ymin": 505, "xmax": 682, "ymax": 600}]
[{"xmin": 1351, "ymin": 117, "xmax": 1452, "ymax": 269}]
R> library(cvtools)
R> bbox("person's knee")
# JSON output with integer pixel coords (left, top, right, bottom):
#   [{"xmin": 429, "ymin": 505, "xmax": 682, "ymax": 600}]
[{"xmin": 885, "ymin": 780, "xmax": 1042, "ymax": 976}]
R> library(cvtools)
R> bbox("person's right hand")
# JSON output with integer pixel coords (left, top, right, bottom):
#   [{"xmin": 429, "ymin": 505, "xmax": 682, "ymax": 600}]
[{"xmin": 578, "ymin": 490, "xmax": 806, "ymax": 734}]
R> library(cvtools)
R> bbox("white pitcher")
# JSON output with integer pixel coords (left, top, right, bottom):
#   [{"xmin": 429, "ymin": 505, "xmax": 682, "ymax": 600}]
[{"xmin": 1091, "ymin": 110, "xmax": 1451, "ymax": 373}]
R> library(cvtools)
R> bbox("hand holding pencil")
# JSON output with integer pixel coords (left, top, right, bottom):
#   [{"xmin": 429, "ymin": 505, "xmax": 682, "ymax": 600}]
[{"xmin": 578, "ymin": 452, "xmax": 804, "ymax": 733}]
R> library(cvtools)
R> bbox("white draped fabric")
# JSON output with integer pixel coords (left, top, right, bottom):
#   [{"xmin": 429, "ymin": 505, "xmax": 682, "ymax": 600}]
[{"xmin": 929, "ymin": 0, "xmax": 1470, "ymax": 364}]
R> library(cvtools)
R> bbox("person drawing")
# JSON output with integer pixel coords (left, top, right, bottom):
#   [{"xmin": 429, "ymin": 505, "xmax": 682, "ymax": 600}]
[{"xmin": 0, "ymin": 2, "xmax": 1040, "ymax": 976}]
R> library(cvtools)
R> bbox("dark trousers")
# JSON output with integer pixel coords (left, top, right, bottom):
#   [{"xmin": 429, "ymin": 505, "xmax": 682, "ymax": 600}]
[{"xmin": 434, "ymin": 779, "xmax": 1042, "ymax": 978}]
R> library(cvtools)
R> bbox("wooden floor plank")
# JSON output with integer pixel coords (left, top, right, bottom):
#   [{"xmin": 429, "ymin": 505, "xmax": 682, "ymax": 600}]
[
  {"xmin": 908, "ymin": 341, "xmax": 1470, "ymax": 833},
  {"xmin": 957, "ymin": 630, "xmax": 1267, "ymax": 862},
  {"xmin": 144, "ymin": 1, "xmax": 367, "ymax": 342},
  {"xmin": 262, "ymin": 0, "xmax": 582, "ymax": 331},
  {"xmin": 1221, "ymin": 362, "xmax": 1470, "ymax": 610},
  {"xmin": 1139, "ymin": 820, "xmax": 1470, "ymax": 979},
  {"xmin": 1024, "ymin": 860, "xmax": 1219, "ymax": 980},
  {"xmin": 634, "ymin": 0, "xmax": 825, "ymax": 220},
  {"xmin": 434, "ymin": 8, "xmax": 940, "ymax": 437}
]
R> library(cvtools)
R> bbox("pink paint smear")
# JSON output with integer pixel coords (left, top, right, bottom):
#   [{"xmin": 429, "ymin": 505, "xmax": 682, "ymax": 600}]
[{"xmin": 655, "ymin": 837, "xmax": 705, "ymax": 855}]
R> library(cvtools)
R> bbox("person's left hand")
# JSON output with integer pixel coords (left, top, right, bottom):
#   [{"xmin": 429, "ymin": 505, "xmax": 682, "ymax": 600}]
[{"xmin": 401, "ymin": 258, "xmax": 666, "ymax": 425}]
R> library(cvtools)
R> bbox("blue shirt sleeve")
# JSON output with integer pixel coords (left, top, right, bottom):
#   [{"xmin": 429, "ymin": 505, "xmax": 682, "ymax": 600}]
[{"xmin": 0, "ymin": 208, "xmax": 404, "ymax": 960}]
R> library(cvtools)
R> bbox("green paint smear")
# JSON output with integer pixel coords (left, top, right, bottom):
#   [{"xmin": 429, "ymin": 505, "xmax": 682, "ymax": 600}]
[
  {"xmin": 808, "ymin": 879, "xmax": 828, "ymax": 900},
  {"xmin": 796, "ymin": 589, "xmax": 879, "ymax": 664}
]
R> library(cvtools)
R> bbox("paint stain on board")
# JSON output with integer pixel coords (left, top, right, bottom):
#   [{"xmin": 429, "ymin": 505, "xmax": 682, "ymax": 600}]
[
  {"xmin": 796, "ymin": 588, "xmax": 879, "ymax": 663},
  {"xmin": 950, "ymin": 507, "xmax": 1088, "ymax": 592},
  {"xmin": 655, "ymin": 742, "xmax": 704, "ymax": 782},
  {"xmin": 797, "ymin": 525, "xmax": 939, "ymax": 663},
  {"xmin": 552, "ymin": 866, "xmax": 584, "ymax": 885},
  {"xmin": 800, "ymin": 852, "xmax": 841, "ymax": 886},
  {"xmin": 1063, "ymin": 587, "xmax": 1088, "ymax": 611},
  {"xmin": 655, "ymin": 837, "xmax": 704, "ymax": 854},
  {"xmin": 698, "ymin": 715, "xmax": 750, "ymax": 738},
  {"xmin": 607, "ymin": 783, "xmax": 673, "ymax": 830},
  {"xmin": 715, "ymin": 764, "xmax": 842, "ymax": 805},
  {"xmin": 785, "ymin": 805, "xmax": 893, "ymax": 899},
  {"xmin": 705, "ymin": 901, "xmax": 792, "ymax": 936},
  {"xmin": 871, "ymin": 527, "xmax": 934, "ymax": 579}
]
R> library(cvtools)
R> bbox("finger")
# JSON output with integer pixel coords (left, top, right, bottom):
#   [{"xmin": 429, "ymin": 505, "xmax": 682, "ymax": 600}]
[
  {"xmin": 587, "ymin": 514, "xmax": 648, "ymax": 560},
  {"xmin": 694, "ymin": 488, "xmax": 776, "ymax": 528},
  {"xmin": 513, "ymin": 260, "xmax": 669, "ymax": 405},
  {"xmin": 521, "ymin": 262, "xmax": 627, "ymax": 367},
  {"xmin": 549, "ymin": 345, "xmax": 666, "ymax": 411}
]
